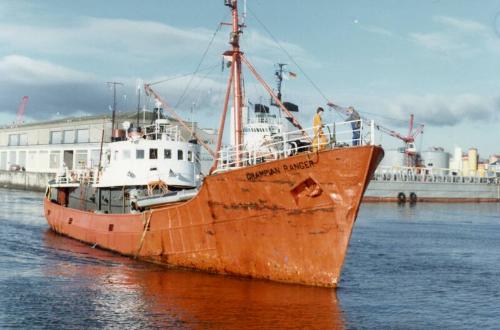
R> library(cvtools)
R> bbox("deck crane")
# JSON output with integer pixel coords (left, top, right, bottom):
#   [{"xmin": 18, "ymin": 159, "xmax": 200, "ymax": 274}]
[{"xmin": 16, "ymin": 96, "xmax": 29, "ymax": 125}]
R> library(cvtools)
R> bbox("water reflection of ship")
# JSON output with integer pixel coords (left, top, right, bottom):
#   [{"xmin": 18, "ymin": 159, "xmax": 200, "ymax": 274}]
[{"xmin": 42, "ymin": 230, "xmax": 344, "ymax": 329}]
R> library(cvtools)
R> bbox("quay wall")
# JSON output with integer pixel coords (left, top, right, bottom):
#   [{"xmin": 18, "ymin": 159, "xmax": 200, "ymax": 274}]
[
  {"xmin": 0, "ymin": 170, "xmax": 55, "ymax": 192},
  {"xmin": 364, "ymin": 179, "xmax": 500, "ymax": 202}
]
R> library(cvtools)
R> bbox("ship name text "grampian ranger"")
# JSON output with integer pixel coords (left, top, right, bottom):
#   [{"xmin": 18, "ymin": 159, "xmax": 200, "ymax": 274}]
[{"xmin": 245, "ymin": 160, "xmax": 315, "ymax": 181}]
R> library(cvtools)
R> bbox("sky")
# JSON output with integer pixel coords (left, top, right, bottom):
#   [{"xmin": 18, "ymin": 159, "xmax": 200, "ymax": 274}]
[{"xmin": 0, "ymin": 0, "xmax": 499, "ymax": 157}]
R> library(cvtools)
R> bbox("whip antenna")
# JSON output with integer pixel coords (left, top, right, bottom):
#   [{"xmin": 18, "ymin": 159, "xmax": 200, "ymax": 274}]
[{"xmin": 242, "ymin": 0, "xmax": 247, "ymax": 24}]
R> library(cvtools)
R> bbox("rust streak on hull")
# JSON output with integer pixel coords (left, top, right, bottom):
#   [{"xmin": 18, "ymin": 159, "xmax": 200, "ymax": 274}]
[{"xmin": 44, "ymin": 146, "xmax": 384, "ymax": 287}]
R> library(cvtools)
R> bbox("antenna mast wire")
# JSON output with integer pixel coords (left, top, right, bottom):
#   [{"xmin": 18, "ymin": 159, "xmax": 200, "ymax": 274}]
[
  {"xmin": 175, "ymin": 13, "xmax": 228, "ymax": 108},
  {"xmin": 247, "ymin": 6, "xmax": 330, "ymax": 103},
  {"xmin": 149, "ymin": 64, "xmax": 220, "ymax": 86}
]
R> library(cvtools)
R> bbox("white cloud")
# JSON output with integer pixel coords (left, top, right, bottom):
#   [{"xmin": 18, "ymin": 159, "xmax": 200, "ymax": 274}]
[
  {"xmin": 434, "ymin": 16, "xmax": 487, "ymax": 33},
  {"xmin": 410, "ymin": 32, "xmax": 470, "ymax": 53},
  {"xmin": 0, "ymin": 17, "xmax": 218, "ymax": 62},
  {"xmin": 361, "ymin": 25, "xmax": 394, "ymax": 37},
  {"xmin": 0, "ymin": 55, "xmax": 94, "ymax": 84},
  {"xmin": 383, "ymin": 93, "xmax": 499, "ymax": 127},
  {"xmin": 0, "ymin": 12, "xmax": 317, "ymax": 126},
  {"xmin": 410, "ymin": 15, "xmax": 499, "ymax": 56},
  {"xmin": 243, "ymin": 30, "xmax": 317, "ymax": 68},
  {"xmin": 145, "ymin": 73, "xmax": 228, "ymax": 113},
  {"xmin": 0, "ymin": 51, "xmax": 309, "ymax": 126},
  {"xmin": 0, "ymin": 55, "xmax": 106, "ymax": 118},
  {"xmin": 0, "ymin": 16, "xmax": 316, "ymax": 74},
  {"xmin": 0, "ymin": 54, "xmax": 230, "ymax": 123}
]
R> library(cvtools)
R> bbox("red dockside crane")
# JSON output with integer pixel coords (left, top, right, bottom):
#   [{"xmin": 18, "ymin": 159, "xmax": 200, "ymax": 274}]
[
  {"xmin": 16, "ymin": 96, "xmax": 29, "ymax": 125},
  {"xmin": 376, "ymin": 114, "xmax": 424, "ymax": 154},
  {"xmin": 375, "ymin": 114, "xmax": 424, "ymax": 166}
]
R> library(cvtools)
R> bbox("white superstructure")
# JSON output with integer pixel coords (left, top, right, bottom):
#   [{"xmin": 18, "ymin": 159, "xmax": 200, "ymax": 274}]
[
  {"xmin": 50, "ymin": 119, "xmax": 202, "ymax": 190},
  {"xmin": 96, "ymin": 120, "xmax": 201, "ymax": 188},
  {"xmin": 242, "ymin": 110, "xmax": 288, "ymax": 154}
]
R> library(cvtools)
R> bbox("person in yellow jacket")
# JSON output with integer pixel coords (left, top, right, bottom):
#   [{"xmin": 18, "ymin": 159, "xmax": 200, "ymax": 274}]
[{"xmin": 312, "ymin": 107, "xmax": 327, "ymax": 152}]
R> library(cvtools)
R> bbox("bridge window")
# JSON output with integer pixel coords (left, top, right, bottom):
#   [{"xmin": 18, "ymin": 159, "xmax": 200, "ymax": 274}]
[
  {"xmin": 18, "ymin": 151, "xmax": 26, "ymax": 168},
  {"xmin": 136, "ymin": 149, "xmax": 145, "ymax": 159},
  {"xmin": 122, "ymin": 150, "xmax": 131, "ymax": 160},
  {"xmin": 75, "ymin": 150, "xmax": 88, "ymax": 169},
  {"xmin": 63, "ymin": 130, "xmax": 75, "ymax": 144},
  {"xmin": 177, "ymin": 150, "xmax": 183, "ymax": 160},
  {"xmin": 149, "ymin": 148, "xmax": 158, "ymax": 160},
  {"xmin": 164, "ymin": 149, "xmax": 171, "ymax": 159},
  {"xmin": 49, "ymin": 151, "xmax": 61, "ymax": 169},
  {"xmin": 90, "ymin": 149, "xmax": 100, "ymax": 168},
  {"xmin": 1, "ymin": 152, "xmax": 7, "ymax": 170},
  {"xmin": 8, "ymin": 134, "xmax": 19, "ymax": 146},
  {"xmin": 188, "ymin": 151, "xmax": 192, "ymax": 162},
  {"xmin": 50, "ymin": 131, "xmax": 62, "ymax": 144},
  {"xmin": 76, "ymin": 129, "xmax": 89, "ymax": 143},
  {"xmin": 19, "ymin": 134, "xmax": 28, "ymax": 145},
  {"xmin": 9, "ymin": 133, "xmax": 28, "ymax": 146}
]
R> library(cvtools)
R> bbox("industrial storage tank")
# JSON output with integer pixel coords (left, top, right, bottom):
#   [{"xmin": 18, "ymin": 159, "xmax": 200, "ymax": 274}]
[
  {"xmin": 450, "ymin": 146, "xmax": 462, "ymax": 173},
  {"xmin": 421, "ymin": 147, "xmax": 450, "ymax": 174},
  {"xmin": 462, "ymin": 156, "xmax": 470, "ymax": 176},
  {"xmin": 478, "ymin": 163, "xmax": 486, "ymax": 177},
  {"xmin": 379, "ymin": 148, "xmax": 405, "ymax": 169},
  {"xmin": 468, "ymin": 148, "xmax": 478, "ymax": 175}
]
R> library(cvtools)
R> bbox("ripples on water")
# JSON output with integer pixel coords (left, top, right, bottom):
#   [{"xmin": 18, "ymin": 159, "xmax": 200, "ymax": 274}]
[{"xmin": 0, "ymin": 188, "xmax": 498, "ymax": 329}]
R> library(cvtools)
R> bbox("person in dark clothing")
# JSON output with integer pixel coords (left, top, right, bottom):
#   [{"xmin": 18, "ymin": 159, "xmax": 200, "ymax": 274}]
[{"xmin": 346, "ymin": 106, "xmax": 361, "ymax": 146}]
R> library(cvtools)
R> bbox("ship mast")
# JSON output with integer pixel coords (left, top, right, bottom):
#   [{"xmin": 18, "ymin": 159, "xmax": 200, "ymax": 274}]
[
  {"xmin": 271, "ymin": 63, "xmax": 286, "ymax": 125},
  {"xmin": 210, "ymin": 0, "xmax": 307, "ymax": 172},
  {"xmin": 271, "ymin": 63, "xmax": 286, "ymax": 105},
  {"xmin": 226, "ymin": 0, "xmax": 244, "ymax": 164},
  {"xmin": 106, "ymin": 81, "xmax": 123, "ymax": 140}
]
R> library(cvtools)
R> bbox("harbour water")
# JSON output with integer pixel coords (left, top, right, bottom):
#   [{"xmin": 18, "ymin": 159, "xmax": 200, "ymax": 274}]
[{"xmin": 0, "ymin": 188, "xmax": 499, "ymax": 329}]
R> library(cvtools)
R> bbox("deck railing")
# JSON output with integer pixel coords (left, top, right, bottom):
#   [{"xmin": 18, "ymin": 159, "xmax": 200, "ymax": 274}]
[
  {"xmin": 215, "ymin": 119, "xmax": 375, "ymax": 171},
  {"xmin": 142, "ymin": 122, "xmax": 183, "ymax": 141},
  {"xmin": 245, "ymin": 115, "xmax": 279, "ymax": 125},
  {"xmin": 373, "ymin": 165, "xmax": 500, "ymax": 184},
  {"xmin": 52, "ymin": 168, "xmax": 100, "ymax": 185}
]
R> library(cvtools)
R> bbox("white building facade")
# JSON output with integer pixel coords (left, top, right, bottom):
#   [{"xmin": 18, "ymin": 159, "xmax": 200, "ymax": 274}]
[
  {"xmin": 0, "ymin": 112, "xmax": 217, "ymax": 175},
  {"xmin": 0, "ymin": 115, "xmax": 113, "ymax": 173}
]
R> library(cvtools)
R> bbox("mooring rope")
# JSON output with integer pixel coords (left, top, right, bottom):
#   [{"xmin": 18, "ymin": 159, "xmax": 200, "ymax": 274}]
[{"xmin": 134, "ymin": 211, "xmax": 153, "ymax": 259}]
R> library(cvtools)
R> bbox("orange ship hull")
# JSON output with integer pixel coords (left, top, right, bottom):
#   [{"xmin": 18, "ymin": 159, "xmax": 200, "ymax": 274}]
[{"xmin": 44, "ymin": 145, "xmax": 384, "ymax": 287}]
